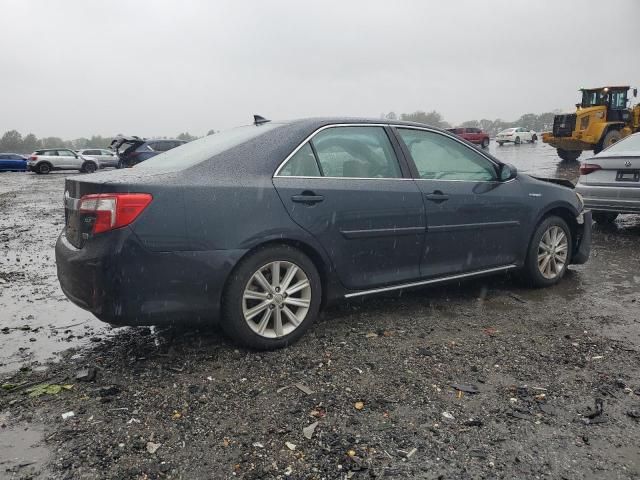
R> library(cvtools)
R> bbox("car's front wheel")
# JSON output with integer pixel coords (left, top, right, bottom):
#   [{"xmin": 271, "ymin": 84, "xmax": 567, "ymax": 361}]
[
  {"xmin": 82, "ymin": 162, "xmax": 97, "ymax": 173},
  {"xmin": 515, "ymin": 136, "xmax": 521, "ymax": 145},
  {"xmin": 481, "ymin": 138, "xmax": 489, "ymax": 148},
  {"xmin": 498, "ymin": 141, "xmax": 504, "ymax": 146},
  {"xmin": 531, "ymin": 134, "xmax": 538, "ymax": 142},
  {"xmin": 522, "ymin": 216, "xmax": 572, "ymax": 287},
  {"xmin": 222, "ymin": 245, "xmax": 321, "ymax": 350}
]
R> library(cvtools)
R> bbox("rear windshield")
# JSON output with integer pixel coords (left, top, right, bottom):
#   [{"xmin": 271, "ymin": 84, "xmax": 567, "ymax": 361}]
[
  {"xmin": 134, "ymin": 124, "xmax": 281, "ymax": 171},
  {"xmin": 602, "ymin": 134, "xmax": 640, "ymax": 154}
]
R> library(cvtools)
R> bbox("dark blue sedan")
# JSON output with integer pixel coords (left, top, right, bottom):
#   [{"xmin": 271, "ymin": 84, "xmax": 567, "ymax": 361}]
[
  {"xmin": 56, "ymin": 117, "xmax": 591, "ymax": 349},
  {"xmin": 0, "ymin": 153, "xmax": 27, "ymax": 172}
]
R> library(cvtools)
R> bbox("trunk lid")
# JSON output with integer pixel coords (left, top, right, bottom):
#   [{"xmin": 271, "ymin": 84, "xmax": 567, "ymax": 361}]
[{"xmin": 581, "ymin": 155, "xmax": 640, "ymax": 186}]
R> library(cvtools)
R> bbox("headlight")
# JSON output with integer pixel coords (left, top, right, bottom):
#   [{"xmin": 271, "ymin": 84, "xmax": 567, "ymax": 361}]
[
  {"xmin": 580, "ymin": 116, "xmax": 589, "ymax": 130},
  {"xmin": 575, "ymin": 191, "xmax": 584, "ymax": 209}
]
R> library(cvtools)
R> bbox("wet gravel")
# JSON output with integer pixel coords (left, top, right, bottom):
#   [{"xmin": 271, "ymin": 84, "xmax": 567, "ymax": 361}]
[{"xmin": 1, "ymin": 143, "xmax": 640, "ymax": 479}]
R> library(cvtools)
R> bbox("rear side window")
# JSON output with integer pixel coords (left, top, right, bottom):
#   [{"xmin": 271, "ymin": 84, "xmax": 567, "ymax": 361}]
[
  {"xmin": 135, "ymin": 123, "xmax": 281, "ymax": 171},
  {"xmin": 398, "ymin": 128, "xmax": 496, "ymax": 181},
  {"xmin": 310, "ymin": 126, "xmax": 401, "ymax": 178},
  {"xmin": 58, "ymin": 150, "xmax": 75, "ymax": 157},
  {"xmin": 37, "ymin": 150, "xmax": 58, "ymax": 156},
  {"xmin": 278, "ymin": 143, "xmax": 321, "ymax": 177}
]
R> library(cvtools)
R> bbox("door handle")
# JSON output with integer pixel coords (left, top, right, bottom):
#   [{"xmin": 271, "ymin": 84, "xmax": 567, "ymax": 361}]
[
  {"xmin": 291, "ymin": 193, "xmax": 324, "ymax": 205},
  {"xmin": 424, "ymin": 191, "xmax": 449, "ymax": 203}
]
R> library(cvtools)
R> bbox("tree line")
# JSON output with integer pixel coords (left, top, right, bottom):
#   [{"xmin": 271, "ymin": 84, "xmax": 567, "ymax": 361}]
[
  {"xmin": 381, "ymin": 110, "xmax": 561, "ymax": 136},
  {"xmin": 0, "ymin": 130, "xmax": 216, "ymax": 154},
  {"xmin": 1, "ymin": 110, "xmax": 561, "ymax": 153}
]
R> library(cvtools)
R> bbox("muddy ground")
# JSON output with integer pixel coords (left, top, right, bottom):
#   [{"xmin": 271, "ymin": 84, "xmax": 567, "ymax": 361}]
[{"xmin": 1, "ymin": 142, "xmax": 639, "ymax": 479}]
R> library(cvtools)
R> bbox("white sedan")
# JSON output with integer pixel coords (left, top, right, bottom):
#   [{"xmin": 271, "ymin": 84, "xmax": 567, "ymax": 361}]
[{"xmin": 496, "ymin": 127, "xmax": 538, "ymax": 145}]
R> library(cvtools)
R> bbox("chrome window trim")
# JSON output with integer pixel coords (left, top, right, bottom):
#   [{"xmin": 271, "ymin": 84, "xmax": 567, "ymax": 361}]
[
  {"xmin": 273, "ymin": 123, "xmax": 404, "ymax": 179},
  {"xmin": 273, "ymin": 123, "xmax": 503, "ymax": 182},
  {"xmin": 344, "ymin": 264, "xmax": 517, "ymax": 298}
]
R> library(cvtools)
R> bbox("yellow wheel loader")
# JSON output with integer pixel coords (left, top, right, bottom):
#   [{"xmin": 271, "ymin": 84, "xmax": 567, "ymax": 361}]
[{"xmin": 542, "ymin": 86, "xmax": 640, "ymax": 161}]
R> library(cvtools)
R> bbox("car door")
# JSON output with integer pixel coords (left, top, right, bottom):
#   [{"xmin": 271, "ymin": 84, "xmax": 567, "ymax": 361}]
[
  {"xmin": 100, "ymin": 149, "xmax": 117, "ymax": 167},
  {"xmin": 57, "ymin": 149, "xmax": 81, "ymax": 169},
  {"xmin": 273, "ymin": 125, "xmax": 426, "ymax": 290},
  {"xmin": 393, "ymin": 127, "xmax": 530, "ymax": 278}
]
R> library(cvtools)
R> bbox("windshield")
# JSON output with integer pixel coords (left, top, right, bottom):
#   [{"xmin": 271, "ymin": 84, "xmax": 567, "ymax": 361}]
[
  {"xmin": 134, "ymin": 124, "xmax": 282, "ymax": 171},
  {"xmin": 601, "ymin": 133, "xmax": 640, "ymax": 154}
]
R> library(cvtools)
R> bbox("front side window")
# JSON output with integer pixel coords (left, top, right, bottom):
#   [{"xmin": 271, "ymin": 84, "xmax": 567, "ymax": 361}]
[
  {"xmin": 397, "ymin": 128, "xmax": 497, "ymax": 181},
  {"xmin": 58, "ymin": 150, "xmax": 75, "ymax": 157},
  {"xmin": 310, "ymin": 126, "xmax": 401, "ymax": 178}
]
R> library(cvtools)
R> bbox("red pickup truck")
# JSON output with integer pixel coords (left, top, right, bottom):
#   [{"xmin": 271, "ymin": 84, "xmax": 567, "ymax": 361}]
[{"xmin": 447, "ymin": 127, "xmax": 490, "ymax": 149}]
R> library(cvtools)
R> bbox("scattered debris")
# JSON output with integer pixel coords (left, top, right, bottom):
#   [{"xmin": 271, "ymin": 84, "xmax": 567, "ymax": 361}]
[
  {"xmin": 581, "ymin": 398, "xmax": 607, "ymax": 425},
  {"xmin": 26, "ymin": 383, "xmax": 73, "ymax": 398},
  {"xmin": 303, "ymin": 421, "xmax": 318, "ymax": 440},
  {"xmin": 294, "ymin": 383, "xmax": 313, "ymax": 395},
  {"xmin": 441, "ymin": 411, "xmax": 455, "ymax": 420},
  {"xmin": 61, "ymin": 411, "xmax": 75, "ymax": 420},
  {"xmin": 451, "ymin": 383, "xmax": 480, "ymax": 394},
  {"xmin": 285, "ymin": 441, "xmax": 297, "ymax": 451},
  {"xmin": 75, "ymin": 367, "xmax": 97, "ymax": 382},
  {"xmin": 354, "ymin": 401, "xmax": 364, "ymax": 410},
  {"xmin": 626, "ymin": 410, "xmax": 640, "ymax": 419},
  {"xmin": 146, "ymin": 442, "xmax": 161, "ymax": 454}
]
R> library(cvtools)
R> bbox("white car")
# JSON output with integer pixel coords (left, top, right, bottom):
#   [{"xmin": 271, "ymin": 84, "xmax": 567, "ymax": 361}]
[
  {"xmin": 76, "ymin": 148, "xmax": 118, "ymax": 169},
  {"xmin": 496, "ymin": 127, "xmax": 538, "ymax": 146},
  {"xmin": 27, "ymin": 148, "xmax": 99, "ymax": 174}
]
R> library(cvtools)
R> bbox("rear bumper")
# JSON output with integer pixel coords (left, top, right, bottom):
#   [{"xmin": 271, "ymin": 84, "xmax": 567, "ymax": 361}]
[
  {"xmin": 575, "ymin": 184, "xmax": 640, "ymax": 214},
  {"xmin": 571, "ymin": 210, "xmax": 592, "ymax": 265},
  {"xmin": 55, "ymin": 228, "xmax": 246, "ymax": 326}
]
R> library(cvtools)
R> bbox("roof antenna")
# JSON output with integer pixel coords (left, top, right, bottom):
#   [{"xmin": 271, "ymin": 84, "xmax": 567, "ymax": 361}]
[{"xmin": 253, "ymin": 115, "xmax": 271, "ymax": 126}]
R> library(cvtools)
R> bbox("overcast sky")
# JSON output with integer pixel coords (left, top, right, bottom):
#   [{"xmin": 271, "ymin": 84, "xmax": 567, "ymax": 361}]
[{"xmin": 2, "ymin": 0, "xmax": 639, "ymax": 138}]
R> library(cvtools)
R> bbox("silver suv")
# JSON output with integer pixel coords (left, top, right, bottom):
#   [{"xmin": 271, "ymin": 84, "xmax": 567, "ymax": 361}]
[
  {"xmin": 76, "ymin": 148, "xmax": 118, "ymax": 169},
  {"xmin": 27, "ymin": 149, "xmax": 99, "ymax": 174}
]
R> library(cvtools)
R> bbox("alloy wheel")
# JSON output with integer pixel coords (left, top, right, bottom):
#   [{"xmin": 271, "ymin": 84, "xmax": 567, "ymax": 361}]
[
  {"xmin": 537, "ymin": 225, "xmax": 568, "ymax": 279},
  {"xmin": 242, "ymin": 261, "xmax": 311, "ymax": 338}
]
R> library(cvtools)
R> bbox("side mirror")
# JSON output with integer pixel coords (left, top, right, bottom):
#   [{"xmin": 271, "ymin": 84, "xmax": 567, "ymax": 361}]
[{"xmin": 499, "ymin": 163, "xmax": 518, "ymax": 181}]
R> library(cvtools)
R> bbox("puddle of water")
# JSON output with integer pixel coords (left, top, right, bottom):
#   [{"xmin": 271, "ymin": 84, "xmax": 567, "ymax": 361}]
[{"xmin": 0, "ymin": 422, "xmax": 50, "ymax": 479}]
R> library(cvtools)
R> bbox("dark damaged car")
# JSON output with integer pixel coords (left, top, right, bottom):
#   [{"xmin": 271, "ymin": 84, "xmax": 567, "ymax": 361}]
[
  {"xmin": 56, "ymin": 117, "xmax": 591, "ymax": 349},
  {"xmin": 111, "ymin": 135, "xmax": 186, "ymax": 168}
]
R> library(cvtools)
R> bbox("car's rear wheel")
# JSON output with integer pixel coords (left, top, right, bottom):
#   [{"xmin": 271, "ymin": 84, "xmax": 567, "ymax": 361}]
[
  {"xmin": 522, "ymin": 216, "xmax": 572, "ymax": 287},
  {"xmin": 592, "ymin": 211, "xmax": 618, "ymax": 224},
  {"xmin": 515, "ymin": 136, "xmax": 521, "ymax": 145},
  {"xmin": 222, "ymin": 245, "xmax": 321, "ymax": 350},
  {"xmin": 481, "ymin": 138, "xmax": 489, "ymax": 149},
  {"xmin": 82, "ymin": 162, "xmax": 97, "ymax": 173},
  {"xmin": 37, "ymin": 163, "xmax": 51, "ymax": 174},
  {"xmin": 531, "ymin": 134, "xmax": 538, "ymax": 142},
  {"xmin": 498, "ymin": 141, "xmax": 504, "ymax": 146}
]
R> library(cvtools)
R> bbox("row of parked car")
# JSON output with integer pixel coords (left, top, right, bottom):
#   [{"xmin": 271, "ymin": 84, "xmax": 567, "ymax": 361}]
[
  {"xmin": 447, "ymin": 127, "xmax": 538, "ymax": 147},
  {"xmin": 0, "ymin": 137, "xmax": 186, "ymax": 173}
]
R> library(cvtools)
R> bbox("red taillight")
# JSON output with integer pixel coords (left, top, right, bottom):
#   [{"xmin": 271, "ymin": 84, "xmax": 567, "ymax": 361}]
[
  {"xmin": 29, "ymin": 155, "xmax": 37, "ymax": 160},
  {"xmin": 579, "ymin": 163, "xmax": 601, "ymax": 175},
  {"xmin": 79, "ymin": 193, "xmax": 152, "ymax": 234}
]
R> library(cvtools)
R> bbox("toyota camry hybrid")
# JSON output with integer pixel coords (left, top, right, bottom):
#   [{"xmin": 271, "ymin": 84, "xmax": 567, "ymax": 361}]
[{"xmin": 56, "ymin": 117, "xmax": 592, "ymax": 349}]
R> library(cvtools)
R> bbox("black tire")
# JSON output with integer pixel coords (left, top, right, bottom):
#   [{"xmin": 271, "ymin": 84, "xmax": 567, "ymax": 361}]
[
  {"xmin": 82, "ymin": 162, "xmax": 97, "ymax": 174},
  {"xmin": 37, "ymin": 163, "xmax": 51, "ymax": 174},
  {"xmin": 221, "ymin": 245, "xmax": 322, "ymax": 350},
  {"xmin": 498, "ymin": 142, "xmax": 504, "ymax": 146},
  {"xmin": 592, "ymin": 211, "xmax": 618, "ymax": 224},
  {"xmin": 521, "ymin": 216, "xmax": 572, "ymax": 288},
  {"xmin": 596, "ymin": 130, "xmax": 622, "ymax": 154},
  {"xmin": 481, "ymin": 138, "xmax": 489, "ymax": 149},
  {"xmin": 531, "ymin": 134, "xmax": 538, "ymax": 142},
  {"xmin": 557, "ymin": 148, "xmax": 581, "ymax": 162},
  {"xmin": 514, "ymin": 136, "xmax": 521, "ymax": 145}
]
